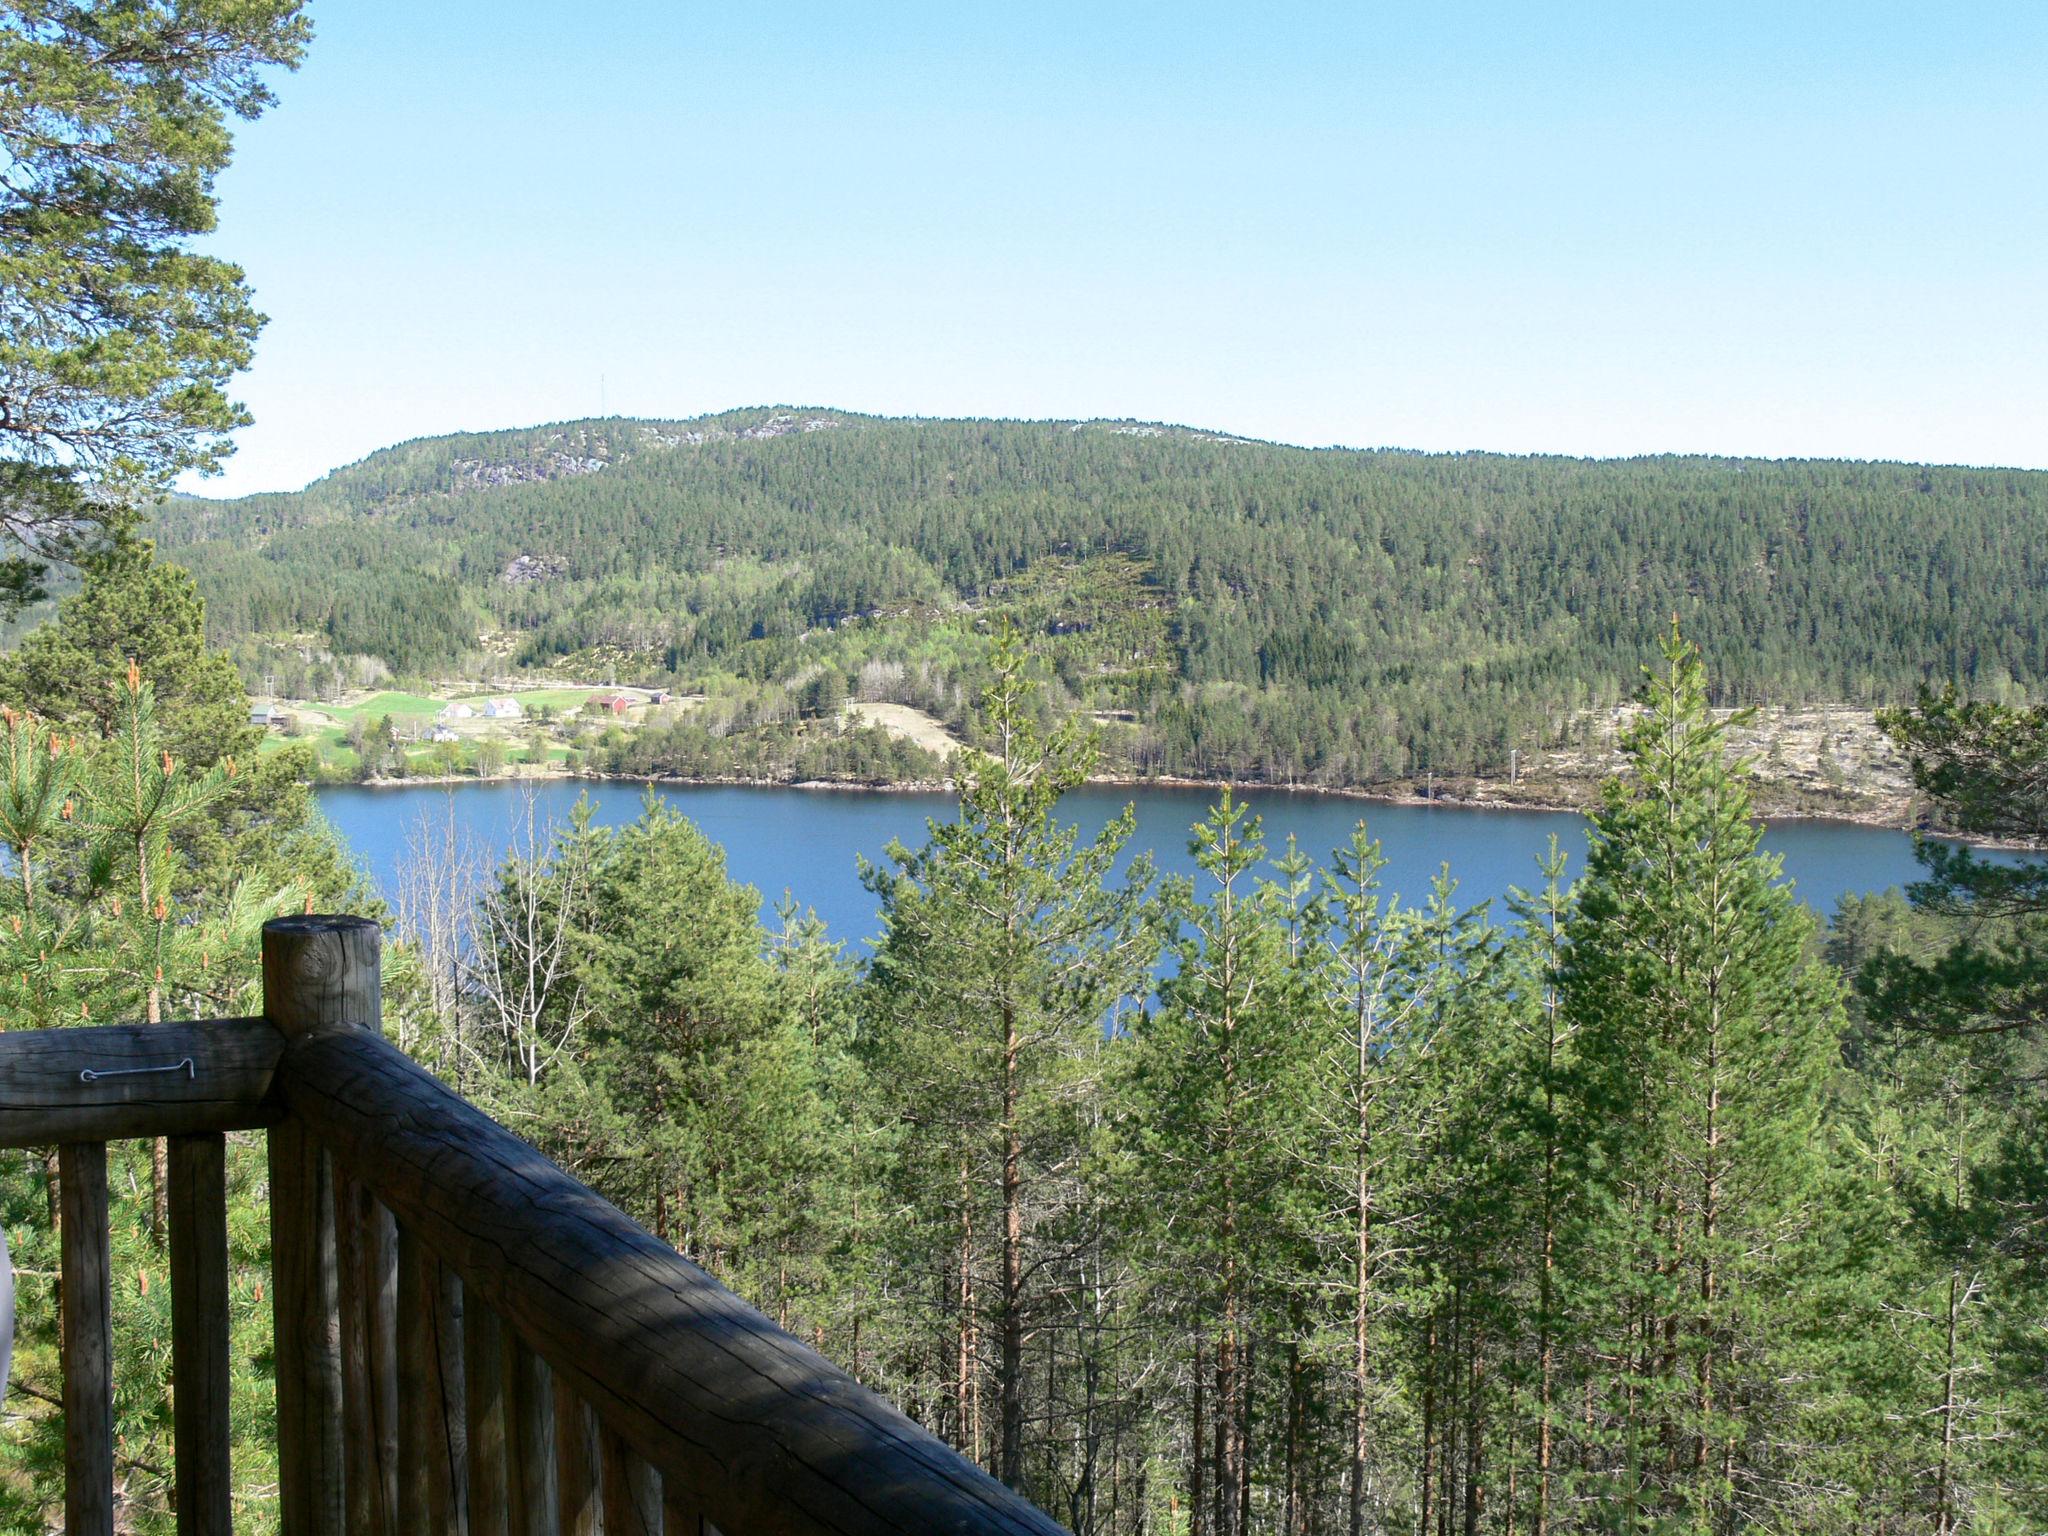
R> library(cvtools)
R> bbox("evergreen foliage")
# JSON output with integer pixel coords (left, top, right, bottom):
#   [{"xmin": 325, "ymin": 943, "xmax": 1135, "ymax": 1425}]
[
  {"xmin": 151, "ymin": 411, "xmax": 2048, "ymax": 786},
  {"xmin": 0, "ymin": 544, "xmax": 357, "ymax": 1530},
  {"xmin": 0, "ymin": 0, "xmax": 309, "ymax": 609},
  {"xmin": 2, "ymin": 554, "xmax": 2046, "ymax": 1533}
]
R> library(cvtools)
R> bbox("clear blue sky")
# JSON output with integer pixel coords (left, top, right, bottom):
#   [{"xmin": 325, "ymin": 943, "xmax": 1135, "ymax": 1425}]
[{"xmin": 191, "ymin": 0, "xmax": 2048, "ymax": 495}]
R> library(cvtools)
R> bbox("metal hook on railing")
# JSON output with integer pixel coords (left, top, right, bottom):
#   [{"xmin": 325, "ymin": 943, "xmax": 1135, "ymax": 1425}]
[{"xmin": 78, "ymin": 1057, "xmax": 196, "ymax": 1084}]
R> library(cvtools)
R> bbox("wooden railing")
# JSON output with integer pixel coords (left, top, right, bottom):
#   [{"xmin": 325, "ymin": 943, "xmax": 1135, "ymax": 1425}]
[{"xmin": 0, "ymin": 914, "xmax": 1068, "ymax": 1536}]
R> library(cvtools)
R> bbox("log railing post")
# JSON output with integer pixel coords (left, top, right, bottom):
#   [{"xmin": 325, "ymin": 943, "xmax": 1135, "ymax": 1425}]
[
  {"xmin": 399, "ymin": 1223, "xmax": 469, "ymax": 1531},
  {"xmin": 59, "ymin": 1139, "xmax": 112, "ymax": 1536},
  {"xmin": 555, "ymin": 1383, "xmax": 600, "ymax": 1536},
  {"xmin": 167, "ymin": 1131, "xmax": 233, "ymax": 1535},
  {"xmin": 265, "ymin": 914, "xmax": 380, "ymax": 1536},
  {"xmin": 600, "ymin": 1424, "xmax": 664, "ymax": 1536},
  {"xmin": 504, "ymin": 1323, "xmax": 559, "ymax": 1536},
  {"xmin": 334, "ymin": 1169, "xmax": 399, "ymax": 1534},
  {"xmin": 466, "ymin": 1295, "xmax": 512, "ymax": 1536}
]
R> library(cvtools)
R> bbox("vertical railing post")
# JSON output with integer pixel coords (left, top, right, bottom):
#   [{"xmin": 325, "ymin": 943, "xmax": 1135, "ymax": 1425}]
[
  {"xmin": 265, "ymin": 914, "xmax": 381, "ymax": 1536},
  {"xmin": 555, "ymin": 1383, "xmax": 600, "ymax": 1536},
  {"xmin": 59, "ymin": 1139, "xmax": 112, "ymax": 1536},
  {"xmin": 465, "ymin": 1296, "xmax": 511, "ymax": 1536},
  {"xmin": 167, "ymin": 1131, "xmax": 233, "ymax": 1535},
  {"xmin": 600, "ymin": 1424, "xmax": 663, "ymax": 1536},
  {"xmin": 335, "ymin": 1168, "xmax": 399, "ymax": 1534},
  {"xmin": 504, "ymin": 1322, "xmax": 559, "ymax": 1536},
  {"xmin": 399, "ymin": 1224, "xmax": 469, "ymax": 1531}
]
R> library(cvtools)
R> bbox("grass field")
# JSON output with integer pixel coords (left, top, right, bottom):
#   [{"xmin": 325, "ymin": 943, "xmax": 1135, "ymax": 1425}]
[
  {"xmin": 321, "ymin": 687, "xmax": 599, "ymax": 722},
  {"xmin": 323, "ymin": 691, "xmax": 444, "ymax": 722}
]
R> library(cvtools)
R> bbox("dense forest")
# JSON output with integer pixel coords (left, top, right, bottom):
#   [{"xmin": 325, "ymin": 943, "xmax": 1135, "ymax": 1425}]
[
  {"xmin": 8, "ymin": 547, "xmax": 2044, "ymax": 1533},
  {"xmin": 153, "ymin": 409, "xmax": 2048, "ymax": 785}
]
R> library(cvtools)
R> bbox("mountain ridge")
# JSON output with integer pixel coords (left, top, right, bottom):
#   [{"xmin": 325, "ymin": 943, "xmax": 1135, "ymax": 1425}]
[
  {"xmin": 190, "ymin": 404, "xmax": 2047, "ymax": 511},
  {"xmin": 148, "ymin": 406, "xmax": 2048, "ymax": 795}
]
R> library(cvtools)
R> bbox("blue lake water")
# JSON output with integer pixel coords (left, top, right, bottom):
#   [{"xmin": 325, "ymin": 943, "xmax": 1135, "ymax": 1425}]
[{"xmin": 313, "ymin": 780, "xmax": 1964, "ymax": 948}]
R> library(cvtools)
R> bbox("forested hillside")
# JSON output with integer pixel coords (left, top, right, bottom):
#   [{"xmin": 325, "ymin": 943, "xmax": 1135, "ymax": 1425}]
[{"xmin": 152, "ymin": 408, "xmax": 2048, "ymax": 787}]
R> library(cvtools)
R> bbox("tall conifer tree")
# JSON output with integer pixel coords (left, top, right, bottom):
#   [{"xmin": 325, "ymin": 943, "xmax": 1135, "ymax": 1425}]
[
  {"xmin": 1558, "ymin": 627, "xmax": 1842, "ymax": 1530},
  {"xmin": 864, "ymin": 628, "xmax": 1154, "ymax": 1484}
]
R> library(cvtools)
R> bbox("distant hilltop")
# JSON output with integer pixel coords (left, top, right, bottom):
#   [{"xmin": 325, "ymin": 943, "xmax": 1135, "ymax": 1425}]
[{"xmin": 148, "ymin": 406, "xmax": 2047, "ymax": 806}]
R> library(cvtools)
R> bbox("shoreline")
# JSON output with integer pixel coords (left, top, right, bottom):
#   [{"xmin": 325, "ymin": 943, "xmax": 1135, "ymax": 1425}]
[{"xmin": 322, "ymin": 765, "xmax": 2025, "ymax": 847}]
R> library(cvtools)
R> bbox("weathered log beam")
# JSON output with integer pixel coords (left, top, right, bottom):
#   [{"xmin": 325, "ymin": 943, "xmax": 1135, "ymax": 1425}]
[
  {"xmin": 276, "ymin": 1025, "xmax": 1071, "ymax": 1536},
  {"xmin": 0, "ymin": 1018, "xmax": 283, "ymax": 1147}
]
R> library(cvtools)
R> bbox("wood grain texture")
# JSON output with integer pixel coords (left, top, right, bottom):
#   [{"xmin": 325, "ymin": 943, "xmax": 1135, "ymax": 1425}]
[
  {"xmin": 270, "ymin": 1119, "xmax": 346, "ymax": 1536},
  {"xmin": 601, "ymin": 1425, "xmax": 664, "ymax": 1536},
  {"xmin": 266, "ymin": 911, "xmax": 372, "ymax": 1535},
  {"xmin": 335, "ymin": 1172, "xmax": 399, "ymax": 1535},
  {"xmin": 555, "ymin": 1382, "xmax": 600, "ymax": 1536},
  {"xmin": 168, "ymin": 1133, "xmax": 232, "ymax": 1536},
  {"xmin": 262, "ymin": 914, "xmax": 382, "ymax": 1041},
  {"xmin": 466, "ymin": 1292, "xmax": 512, "ymax": 1536},
  {"xmin": 0, "ymin": 1018, "xmax": 281, "ymax": 1147},
  {"xmin": 59, "ymin": 1140, "xmax": 113, "ymax": 1536},
  {"xmin": 504, "ymin": 1321, "xmax": 559, "ymax": 1536},
  {"xmin": 400, "ymin": 1222, "xmax": 470, "ymax": 1533},
  {"xmin": 278, "ymin": 1027, "xmax": 1071, "ymax": 1536}
]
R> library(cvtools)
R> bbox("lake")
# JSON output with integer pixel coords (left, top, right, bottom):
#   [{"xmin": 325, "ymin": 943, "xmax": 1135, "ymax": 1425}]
[{"xmin": 312, "ymin": 780, "xmax": 1962, "ymax": 948}]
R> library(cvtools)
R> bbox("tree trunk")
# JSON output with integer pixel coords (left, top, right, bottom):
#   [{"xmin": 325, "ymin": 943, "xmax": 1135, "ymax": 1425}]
[
  {"xmin": 957, "ymin": 1157, "xmax": 977, "ymax": 1459},
  {"xmin": 1535, "ymin": 993, "xmax": 1561, "ymax": 1536},
  {"xmin": 1350, "ymin": 1031, "xmax": 1374, "ymax": 1536},
  {"xmin": 1238, "ymin": 1334, "xmax": 1254, "ymax": 1536},
  {"xmin": 1214, "ymin": 1330, "xmax": 1233, "ymax": 1536},
  {"xmin": 1000, "ymin": 1002, "xmax": 1024, "ymax": 1486},
  {"xmin": 1285, "ymin": 1320, "xmax": 1305, "ymax": 1536},
  {"xmin": 1418, "ymin": 1320, "xmax": 1437, "ymax": 1536},
  {"xmin": 1935, "ymin": 1270, "xmax": 1961, "ymax": 1536},
  {"xmin": 1462, "ymin": 1344, "xmax": 1484, "ymax": 1536}
]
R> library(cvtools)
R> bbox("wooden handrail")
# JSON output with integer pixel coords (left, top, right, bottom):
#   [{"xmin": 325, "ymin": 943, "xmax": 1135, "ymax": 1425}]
[
  {"xmin": 278, "ymin": 1025, "xmax": 1069, "ymax": 1535},
  {"xmin": 0, "ymin": 915, "xmax": 1071, "ymax": 1533},
  {"xmin": 264, "ymin": 915, "xmax": 1069, "ymax": 1536},
  {"xmin": 0, "ymin": 1017, "xmax": 281, "ymax": 1147}
]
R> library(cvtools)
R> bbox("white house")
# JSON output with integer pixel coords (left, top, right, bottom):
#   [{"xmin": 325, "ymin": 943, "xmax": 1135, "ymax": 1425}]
[
  {"xmin": 438, "ymin": 702, "xmax": 476, "ymax": 721},
  {"xmin": 428, "ymin": 725, "xmax": 460, "ymax": 744},
  {"xmin": 481, "ymin": 697, "xmax": 524, "ymax": 720}
]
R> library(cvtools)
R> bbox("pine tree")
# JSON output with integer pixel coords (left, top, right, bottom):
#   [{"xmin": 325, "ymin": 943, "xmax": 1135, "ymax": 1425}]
[
  {"xmin": 0, "ymin": 540, "xmax": 350, "ymax": 911},
  {"xmin": 0, "ymin": 0, "xmax": 309, "ymax": 608},
  {"xmin": 1557, "ymin": 627, "xmax": 1843, "ymax": 1531},
  {"xmin": 571, "ymin": 794, "xmax": 780, "ymax": 1258},
  {"xmin": 1501, "ymin": 839, "xmax": 1576, "ymax": 1536},
  {"xmin": 864, "ymin": 628, "xmax": 1154, "ymax": 1484},
  {"xmin": 1123, "ymin": 792, "xmax": 1313, "ymax": 1536},
  {"xmin": 1301, "ymin": 827, "xmax": 1473, "ymax": 1536}
]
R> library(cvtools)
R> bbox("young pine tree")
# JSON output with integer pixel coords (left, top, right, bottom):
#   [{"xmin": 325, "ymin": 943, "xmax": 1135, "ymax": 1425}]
[
  {"xmin": 863, "ymin": 629, "xmax": 1154, "ymax": 1484},
  {"xmin": 1122, "ymin": 792, "xmax": 1315, "ymax": 1536},
  {"xmin": 1557, "ymin": 627, "xmax": 1843, "ymax": 1532}
]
